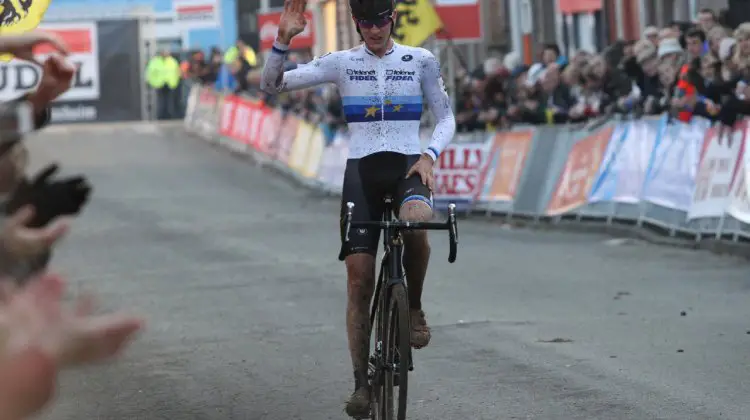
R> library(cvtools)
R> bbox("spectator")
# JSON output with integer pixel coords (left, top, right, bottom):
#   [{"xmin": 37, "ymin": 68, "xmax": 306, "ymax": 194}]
[
  {"xmin": 226, "ymin": 39, "xmax": 258, "ymax": 93},
  {"xmin": 698, "ymin": 8, "xmax": 718, "ymax": 33},
  {"xmin": 685, "ymin": 27, "xmax": 706, "ymax": 59},
  {"xmin": 643, "ymin": 26, "xmax": 659, "ymax": 46},
  {"xmin": 707, "ymin": 26, "xmax": 729, "ymax": 56},
  {"xmin": 146, "ymin": 50, "xmax": 181, "ymax": 120}
]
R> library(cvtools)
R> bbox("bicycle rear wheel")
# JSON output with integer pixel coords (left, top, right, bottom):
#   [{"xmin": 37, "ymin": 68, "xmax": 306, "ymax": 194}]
[{"xmin": 382, "ymin": 282, "xmax": 410, "ymax": 420}]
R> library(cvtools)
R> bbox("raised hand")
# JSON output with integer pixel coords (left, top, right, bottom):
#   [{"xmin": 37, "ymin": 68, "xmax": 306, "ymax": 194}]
[{"xmin": 277, "ymin": 0, "xmax": 308, "ymax": 44}]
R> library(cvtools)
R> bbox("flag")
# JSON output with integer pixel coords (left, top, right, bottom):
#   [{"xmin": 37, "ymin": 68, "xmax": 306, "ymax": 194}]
[
  {"xmin": 0, "ymin": 0, "xmax": 53, "ymax": 61},
  {"xmin": 392, "ymin": 0, "xmax": 442, "ymax": 47}
]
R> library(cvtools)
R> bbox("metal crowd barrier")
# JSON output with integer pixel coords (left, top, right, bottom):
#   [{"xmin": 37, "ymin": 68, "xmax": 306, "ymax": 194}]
[{"xmin": 182, "ymin": 84, "xmax": 750, "ymax": 252}]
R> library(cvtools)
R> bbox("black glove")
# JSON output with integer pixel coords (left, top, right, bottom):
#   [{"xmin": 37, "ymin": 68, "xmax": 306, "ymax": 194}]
[{"xmin": 5, "ymin": 163, "xmax": 92, "ymax": 228}]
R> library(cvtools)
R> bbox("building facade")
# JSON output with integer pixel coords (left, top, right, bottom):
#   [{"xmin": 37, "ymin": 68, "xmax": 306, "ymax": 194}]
[{"xmin": 45, "ymin": 0, "xmax": 238, "ymax": 53}]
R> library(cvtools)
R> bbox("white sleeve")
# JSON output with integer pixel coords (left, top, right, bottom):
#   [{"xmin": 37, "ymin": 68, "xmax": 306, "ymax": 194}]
[
  {"xmin": 260, "ymin": 40, "xmax": 339, "ymax": 93},
  {"xmin": 420, "ymin": 51, "xmax": 456, "ymax": 162}
]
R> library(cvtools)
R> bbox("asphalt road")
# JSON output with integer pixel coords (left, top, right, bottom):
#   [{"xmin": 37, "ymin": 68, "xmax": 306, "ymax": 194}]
[{"xmin": 27, "ymin": 122, "xmax": 750, "ymax": 420}]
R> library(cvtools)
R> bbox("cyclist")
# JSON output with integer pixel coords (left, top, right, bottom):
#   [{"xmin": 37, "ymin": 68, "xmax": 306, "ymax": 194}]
[{"xmin": 260, "ymin": 0, "xmax": 455, "ymax": 416}]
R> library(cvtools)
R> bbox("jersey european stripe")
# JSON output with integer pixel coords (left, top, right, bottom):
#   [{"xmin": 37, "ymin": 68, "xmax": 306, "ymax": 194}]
[{"xmin": 260, "ymin": 40, "xmax": 456, "ymax": 161}]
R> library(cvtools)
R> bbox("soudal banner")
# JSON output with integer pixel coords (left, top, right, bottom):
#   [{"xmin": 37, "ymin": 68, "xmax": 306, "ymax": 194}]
[
  {"xmin": 0, "ymin": 21, "xmax": 99, "ymax": 103},
  {"xmin": 47, "ymin": 19, "xmax": 143, "ymax": 123},
  {"xmin": 258, "ymin": 10, "xmax": 315, "ymax": 51}
]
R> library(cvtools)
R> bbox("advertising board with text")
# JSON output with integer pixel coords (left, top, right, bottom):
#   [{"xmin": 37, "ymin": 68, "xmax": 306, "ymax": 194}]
[
  {"xmin": 0, "ymin": 22, "xmax": 99, "ymax": 104},
  {"xmin": 9, "ymin": 19, "xmax": 144, "ymax": 123},
  {"xmin": 546, "ymin": 126, "xmax": 612, "ymax": 215},
  {"xmin": 173, "ymin": 0, "xmax": 219, "ymax": 29},
  {"xmin": 433, "ymin": 142, "xmax": 490, "ymax": 209}
]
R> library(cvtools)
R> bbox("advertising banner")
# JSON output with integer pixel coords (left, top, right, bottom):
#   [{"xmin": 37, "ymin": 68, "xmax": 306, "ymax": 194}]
[
  {"xmin": 34, "ymin": 19, "xmax": 142, "ymax": 123},
  {"xmin": 688, "ymin": 122, "xmax": 745, "ymax": 219},
  {"xmin": 727, "ymin": 149, "xmax": 750, "ymax": 224},
  {"xmin": 317, "ymin": 131, "xmax": 349, "ymax": 190},
  {"xmin": 479, "ymin": 130, "xmax": 533, "ymax": 202},
  {"xmin": 641, "ymin": 119, "xmax": 702, "ymax": 211},
  {"xmin": 257, "ymin": 108, "xmax": 282, "ymax": 157},
  {"xmin": 0, "ymin": 19, "xmax": 144, "ymax": 122},
  {"xmin": 433, "ymin": 141, "xmax": 489, "ymax": 209},
  {"xmin": 0, "ymin": 22, "xmax": 99, "ymax": 104},
  {"xmin": 546, "ymin": 126, "xmax": 611, "ymax": 215},
  {"xmin": 275, "ymin": 114, "xmax": 301, "ymax": 164},
  {"xmin": 173, "ymin": 0, "xmax": 219, "ymax": 29},
  {"xmin": 288, "ymin": 120, "xmax": 314, "ymax": 173},
  {"xmin": 588, "ymin": 121, "xmax": 652, "ymax": 203},
  {"xmin": 302, "ymin": 128, "xmax": 325, "ymax": 179}
]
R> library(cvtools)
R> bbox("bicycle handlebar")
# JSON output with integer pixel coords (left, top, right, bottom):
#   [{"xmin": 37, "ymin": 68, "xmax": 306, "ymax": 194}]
[{"xmin": 343, "ymin": 201, "xmax": 459, "ymax": 263}]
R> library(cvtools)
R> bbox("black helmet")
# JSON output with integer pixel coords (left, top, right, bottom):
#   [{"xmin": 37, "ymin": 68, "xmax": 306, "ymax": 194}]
[{"xmin": 349, "ymin": 0, "xmax": 394, "ymax": 21}]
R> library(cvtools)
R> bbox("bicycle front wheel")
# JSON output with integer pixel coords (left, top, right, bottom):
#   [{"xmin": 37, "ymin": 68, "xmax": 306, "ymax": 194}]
[{"xmin": 382, "ymin": 282, "xmax": 410, "ymax": 420}]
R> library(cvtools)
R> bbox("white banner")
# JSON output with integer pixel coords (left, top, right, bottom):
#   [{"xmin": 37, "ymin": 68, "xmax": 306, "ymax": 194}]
[
  {"xmin": 0, "ymin": 22, "xmax": 99, "ymax": 102},
  {"xmin": 641, "ymin": 120, "xmax": 702, "ymax": 211},
  {"xmin": 589, "ymin": 121, "xmax": 654, "ymax": 204},
  {"xmin": 728, "ymin": 133, "xmax": 750, "ymax": 223},
  {"xmin": 688, "ymin": 122, "xmax": 745, "ymax": 220},
  {"xmin": 173, "ymin": 0, "xmax": 219, "ymax": 30},
  {"xmin": 317, "ymin": 131, "xmax": 349, "ymax": 191}
]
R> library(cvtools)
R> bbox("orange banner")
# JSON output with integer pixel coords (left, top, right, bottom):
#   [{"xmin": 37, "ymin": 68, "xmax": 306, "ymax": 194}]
[
  {"xmin": 482, "ymin": 130, "xmax": 534, "ymax": 201},
  {"xmin": 546, "ymin": 126, "xmax": 612, "ymax": 215}
]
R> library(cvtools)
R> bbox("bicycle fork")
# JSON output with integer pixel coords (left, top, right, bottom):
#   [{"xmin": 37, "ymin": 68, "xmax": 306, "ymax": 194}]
[{"xmin": 368, "ymin": 251, "xmax": 414, "ymax": 386}]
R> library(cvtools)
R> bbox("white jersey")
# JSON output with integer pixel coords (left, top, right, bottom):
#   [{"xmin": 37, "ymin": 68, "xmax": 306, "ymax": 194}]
[{"xmin": 260, "ymin": 40, "xmax": 455, "ymax": 162}]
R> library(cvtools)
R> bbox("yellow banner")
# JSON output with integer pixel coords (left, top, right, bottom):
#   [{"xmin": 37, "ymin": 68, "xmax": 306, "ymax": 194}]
[
  {"xmin": 0, "ymin": 0, "xmax": 51, "ymax": 33},
  {"xmin": 288, "ymin": 120, "xmax": 314, "ymax": 173},
  {"xmin": 302, "ymin": 128, "xmax": 325, "ymax": 179},
  {"xmin": 392, "ymin": 0, "xmax": 442, "ymax": 47},
  {"xmin": 0, "ymin": 0, "xmax": 53, "ymax": 61}
]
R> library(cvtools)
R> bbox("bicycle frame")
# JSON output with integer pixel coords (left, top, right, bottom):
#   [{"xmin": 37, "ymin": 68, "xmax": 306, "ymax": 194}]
[
  {"xmin": 343, "ymin": 197, "xmax": 458, "ymax": 419},
  {"xmin": 370, "ymin": 197, "xmax": 405, "ymax": 328}
]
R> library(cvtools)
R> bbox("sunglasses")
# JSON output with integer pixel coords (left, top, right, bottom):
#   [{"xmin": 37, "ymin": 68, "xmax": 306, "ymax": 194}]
[{"xmin": 356, "ymin": 18, "xmax": 391, "ymax": 29}]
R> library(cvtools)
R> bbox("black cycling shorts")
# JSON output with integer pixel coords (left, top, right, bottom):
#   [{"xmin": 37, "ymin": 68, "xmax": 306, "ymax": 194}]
[{"xmin": 338, "ymin": 151, "xmax": 433, "ymax": 261}]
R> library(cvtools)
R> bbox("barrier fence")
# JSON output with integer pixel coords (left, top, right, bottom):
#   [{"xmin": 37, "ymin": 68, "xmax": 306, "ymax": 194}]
[{"xmin": 183, "ymin": 84, "xmax": 750, "ymax": 247}]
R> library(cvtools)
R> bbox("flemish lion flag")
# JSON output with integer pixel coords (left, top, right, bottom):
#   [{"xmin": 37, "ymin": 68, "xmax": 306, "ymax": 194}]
[
  {"xmin": 0, "ymin": 0, "xmax": 53, "ymax": 61},
  {"xmin": 392, "ymin": 0, "xmax": 442, "ymax": 47}
]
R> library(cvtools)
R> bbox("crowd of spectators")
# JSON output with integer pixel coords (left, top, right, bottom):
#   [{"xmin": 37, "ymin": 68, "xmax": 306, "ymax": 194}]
[
  {"xmin": 457, "ymin": 8, "xmax": 750, "ymax": 132},
  {"xmin": 191, "ymin": 8, "xmax": 750, "ymax": 139}
]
